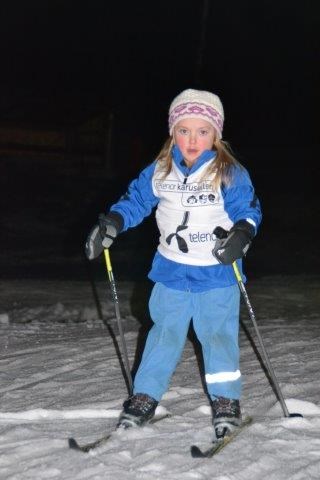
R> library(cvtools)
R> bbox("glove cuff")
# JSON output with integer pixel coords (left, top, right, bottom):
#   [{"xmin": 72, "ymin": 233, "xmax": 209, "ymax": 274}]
[
  {"xmin": 108, "ymin": 211, "xmax": 124, "ymax": 233},
  {"xmin": 99, "ymin": 211, "xmax": 124, "ymax": 234},
  {"xmin": 231, "ymin": 220, "xmax": 255, "ymax": 240}
]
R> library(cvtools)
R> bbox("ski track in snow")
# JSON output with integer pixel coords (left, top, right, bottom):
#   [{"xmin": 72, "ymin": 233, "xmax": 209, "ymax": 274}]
[{"xmin": 0, "ymin": 277, "xmax": 320, "ymax": 479}]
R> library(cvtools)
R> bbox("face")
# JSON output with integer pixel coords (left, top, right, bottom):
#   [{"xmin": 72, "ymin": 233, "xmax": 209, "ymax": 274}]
[{"xmin": 173, "ymin": 118, "xmax": 216, "ymax": 167}]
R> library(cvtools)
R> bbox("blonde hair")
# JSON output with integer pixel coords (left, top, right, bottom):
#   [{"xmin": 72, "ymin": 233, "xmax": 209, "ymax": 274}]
[{"xmin": 155, "ymin": 136, "xmax": 242, "ymax": 190}]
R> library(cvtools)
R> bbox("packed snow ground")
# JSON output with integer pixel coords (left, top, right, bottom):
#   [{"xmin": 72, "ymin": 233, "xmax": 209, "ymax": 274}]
[{"xmin": 1, "ymin": 275, "xmax": 320, "ymax": 480}]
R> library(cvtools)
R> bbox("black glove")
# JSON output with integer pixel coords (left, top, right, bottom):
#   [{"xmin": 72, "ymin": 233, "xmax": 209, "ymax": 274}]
[
  {"xmin": 85, "ymin": 212, "xmax": 124, "ymax": 260},
  {"xmin": 212, "ymin": 220, "xmax": 255, "ymax": 265}
]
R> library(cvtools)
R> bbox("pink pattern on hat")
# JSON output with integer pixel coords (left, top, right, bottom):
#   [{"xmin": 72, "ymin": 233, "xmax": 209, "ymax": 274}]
[{"xmin": 169, "ymin": 102, "xmax": 223, "ymax": 137}]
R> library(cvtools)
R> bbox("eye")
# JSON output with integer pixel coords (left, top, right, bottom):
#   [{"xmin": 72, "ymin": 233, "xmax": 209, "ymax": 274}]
[
  {"xmin": 177, "ymin": 128, "xmax": 189, "ymax": 135},
  {"xmin": 199, "ymin": 129, "xmax": 209, "ymax": 136}
]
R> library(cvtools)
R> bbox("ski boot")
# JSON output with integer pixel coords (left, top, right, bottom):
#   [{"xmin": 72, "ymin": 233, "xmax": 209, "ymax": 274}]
[
  {"xmin": 212, "ymin": 396, "xmax": 242, "ymax": 439},
  {"xmin": 117, "ymin": 393, "xmax": 158, "ymax": 429}
]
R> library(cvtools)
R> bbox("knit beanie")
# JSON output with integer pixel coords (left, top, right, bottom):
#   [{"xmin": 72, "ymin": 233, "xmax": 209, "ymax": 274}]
[{"xmin": 168, "ymin": 89, "xmax": 224, "ymax": 139}]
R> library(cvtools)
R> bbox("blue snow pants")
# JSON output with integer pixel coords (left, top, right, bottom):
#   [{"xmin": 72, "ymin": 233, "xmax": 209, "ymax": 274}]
[{"xmin": 133, "ymin": 282, "xmax": 241, "ymax": 401}]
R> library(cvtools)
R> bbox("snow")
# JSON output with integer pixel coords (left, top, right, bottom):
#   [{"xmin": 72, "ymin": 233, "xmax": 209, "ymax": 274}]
[{"xmin": 1, "ymin": 275, "xmax": 320, "ymax": 479}]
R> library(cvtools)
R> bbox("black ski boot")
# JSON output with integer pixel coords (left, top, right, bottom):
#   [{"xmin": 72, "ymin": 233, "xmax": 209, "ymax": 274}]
[
  {"xmin": 212, "ymin": 396, "xmax": 242, "ymax": 439},
  {"xmin": 117, "ymin": 393, "xmax": 158, "ymax": 429}
]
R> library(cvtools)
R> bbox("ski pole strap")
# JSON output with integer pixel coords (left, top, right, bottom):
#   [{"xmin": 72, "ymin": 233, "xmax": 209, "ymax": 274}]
[{"xmin": 232, "ymin": 261, "xmax": 242, "ymax": 283}]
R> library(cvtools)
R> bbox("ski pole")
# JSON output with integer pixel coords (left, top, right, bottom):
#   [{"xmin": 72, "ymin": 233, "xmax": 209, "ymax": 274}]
[
  {"xmin": 232, "ymin": 261, "xmax": 288, "ymax": 416},
  {"xmin": 213, "ymin": 226, "xmax": 302, "ymax": 418},
  {"xmin": 103, "ymin": 249, "xmax": 133, "ymax": 395},
  {"xmin": 232, "ymin": 260, "xmax": 302, "ymax": 418}
]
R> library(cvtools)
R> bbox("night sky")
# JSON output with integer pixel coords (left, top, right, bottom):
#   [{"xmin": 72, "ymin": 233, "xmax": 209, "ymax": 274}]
[
  {"xmin": 1, "ymin": 0, "xmax": 319, "ymax": 279},
  {"xmin": 1, "ymin": 1, "xmax": 318, "ymax": 144}
]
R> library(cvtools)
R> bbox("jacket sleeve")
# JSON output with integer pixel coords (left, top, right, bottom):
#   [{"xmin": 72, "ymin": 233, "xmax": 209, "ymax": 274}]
[
  {"xmin": 222, "ymin": 166, "xmax": 262, "ymax": 234},
  {"xmin": 109, "ymin": 161, "xmax": 159, "ymax": 231}
]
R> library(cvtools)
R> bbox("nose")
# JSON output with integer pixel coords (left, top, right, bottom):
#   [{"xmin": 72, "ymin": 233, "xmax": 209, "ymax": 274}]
[{"xmin": 189, "ymin": 131, "xmax": 197, "ymax": 144}]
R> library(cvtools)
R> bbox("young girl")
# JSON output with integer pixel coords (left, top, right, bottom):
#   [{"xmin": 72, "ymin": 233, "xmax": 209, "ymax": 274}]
[{"xmin": 86, "ymin": 89, "xmax": 262, "ymax": 439}]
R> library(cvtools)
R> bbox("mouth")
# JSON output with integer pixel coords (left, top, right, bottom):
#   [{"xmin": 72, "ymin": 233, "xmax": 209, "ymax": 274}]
[{"xmin": 187, "ymin": 149, "xmax": 198, "ymax": 155}]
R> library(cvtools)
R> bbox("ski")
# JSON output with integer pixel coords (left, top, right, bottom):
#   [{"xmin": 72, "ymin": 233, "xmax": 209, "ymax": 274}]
[
  {"xmin": 191, "ymin": 416, "xmax": 253, "ymax": 458},
  {"xmin": 69, "ymin": 432, "xmax": 111, "ymax": 452},
  {"xmin": 68, "ymin": 412, "xmax": 172, "ymax": 453}
]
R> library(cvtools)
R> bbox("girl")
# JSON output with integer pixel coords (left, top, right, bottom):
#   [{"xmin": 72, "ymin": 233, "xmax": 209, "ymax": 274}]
[{"xmin": 86, "ymin": 89, "xmax": 262, "ymax": 439}]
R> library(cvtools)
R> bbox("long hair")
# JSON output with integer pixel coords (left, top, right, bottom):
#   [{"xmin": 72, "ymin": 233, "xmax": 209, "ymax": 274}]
[{"xmin": 155, "ymin": 136, "xmax": 242, "ymax": 190}]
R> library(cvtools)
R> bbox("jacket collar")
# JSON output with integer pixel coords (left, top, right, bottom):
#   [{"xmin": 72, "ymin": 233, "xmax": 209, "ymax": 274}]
[{"xmin": 172, "ymin": 144, "xmax": 216, "ymax": 175}]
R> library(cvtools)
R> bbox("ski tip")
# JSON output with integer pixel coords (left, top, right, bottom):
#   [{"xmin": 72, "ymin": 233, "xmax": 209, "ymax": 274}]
[
  {"xmin": 68, "ymin": 438, "xmax": 81, "ymax": 451},
  {"xmin": 190, "ymin": 445, "xmax": 206, "ymax": 458}
]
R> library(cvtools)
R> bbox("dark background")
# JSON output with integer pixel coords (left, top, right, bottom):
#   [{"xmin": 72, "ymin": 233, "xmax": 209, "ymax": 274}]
[{"xmin": 0, "ymin": 0, "xmax": 319, "ymax": 281}]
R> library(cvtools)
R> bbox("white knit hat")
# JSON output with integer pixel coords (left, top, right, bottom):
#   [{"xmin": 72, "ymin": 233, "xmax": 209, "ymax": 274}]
[{"xmin": 168, "ymin": 89, "xmax": 224, "ymax": 139}]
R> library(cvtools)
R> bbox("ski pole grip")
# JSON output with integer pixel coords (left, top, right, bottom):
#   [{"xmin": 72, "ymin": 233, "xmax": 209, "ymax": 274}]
[
  {"xmin": 104, "ymin": 249, "xmax": 112, "ymax": 273},
  {"xmin": 232, "ymin": 261, "xmax": 242, "ymax": 283}
]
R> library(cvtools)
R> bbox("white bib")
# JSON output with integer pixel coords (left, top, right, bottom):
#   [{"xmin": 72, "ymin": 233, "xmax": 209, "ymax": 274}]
[{"xmin": 152, "ymin": 160, "xmax": 233, "ymax": 266}]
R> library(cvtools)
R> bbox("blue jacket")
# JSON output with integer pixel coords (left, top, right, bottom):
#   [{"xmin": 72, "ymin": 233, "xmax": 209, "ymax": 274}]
[{"xmin": 111, "ymin": 145, "xmax": 262, "ymax": 292}]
